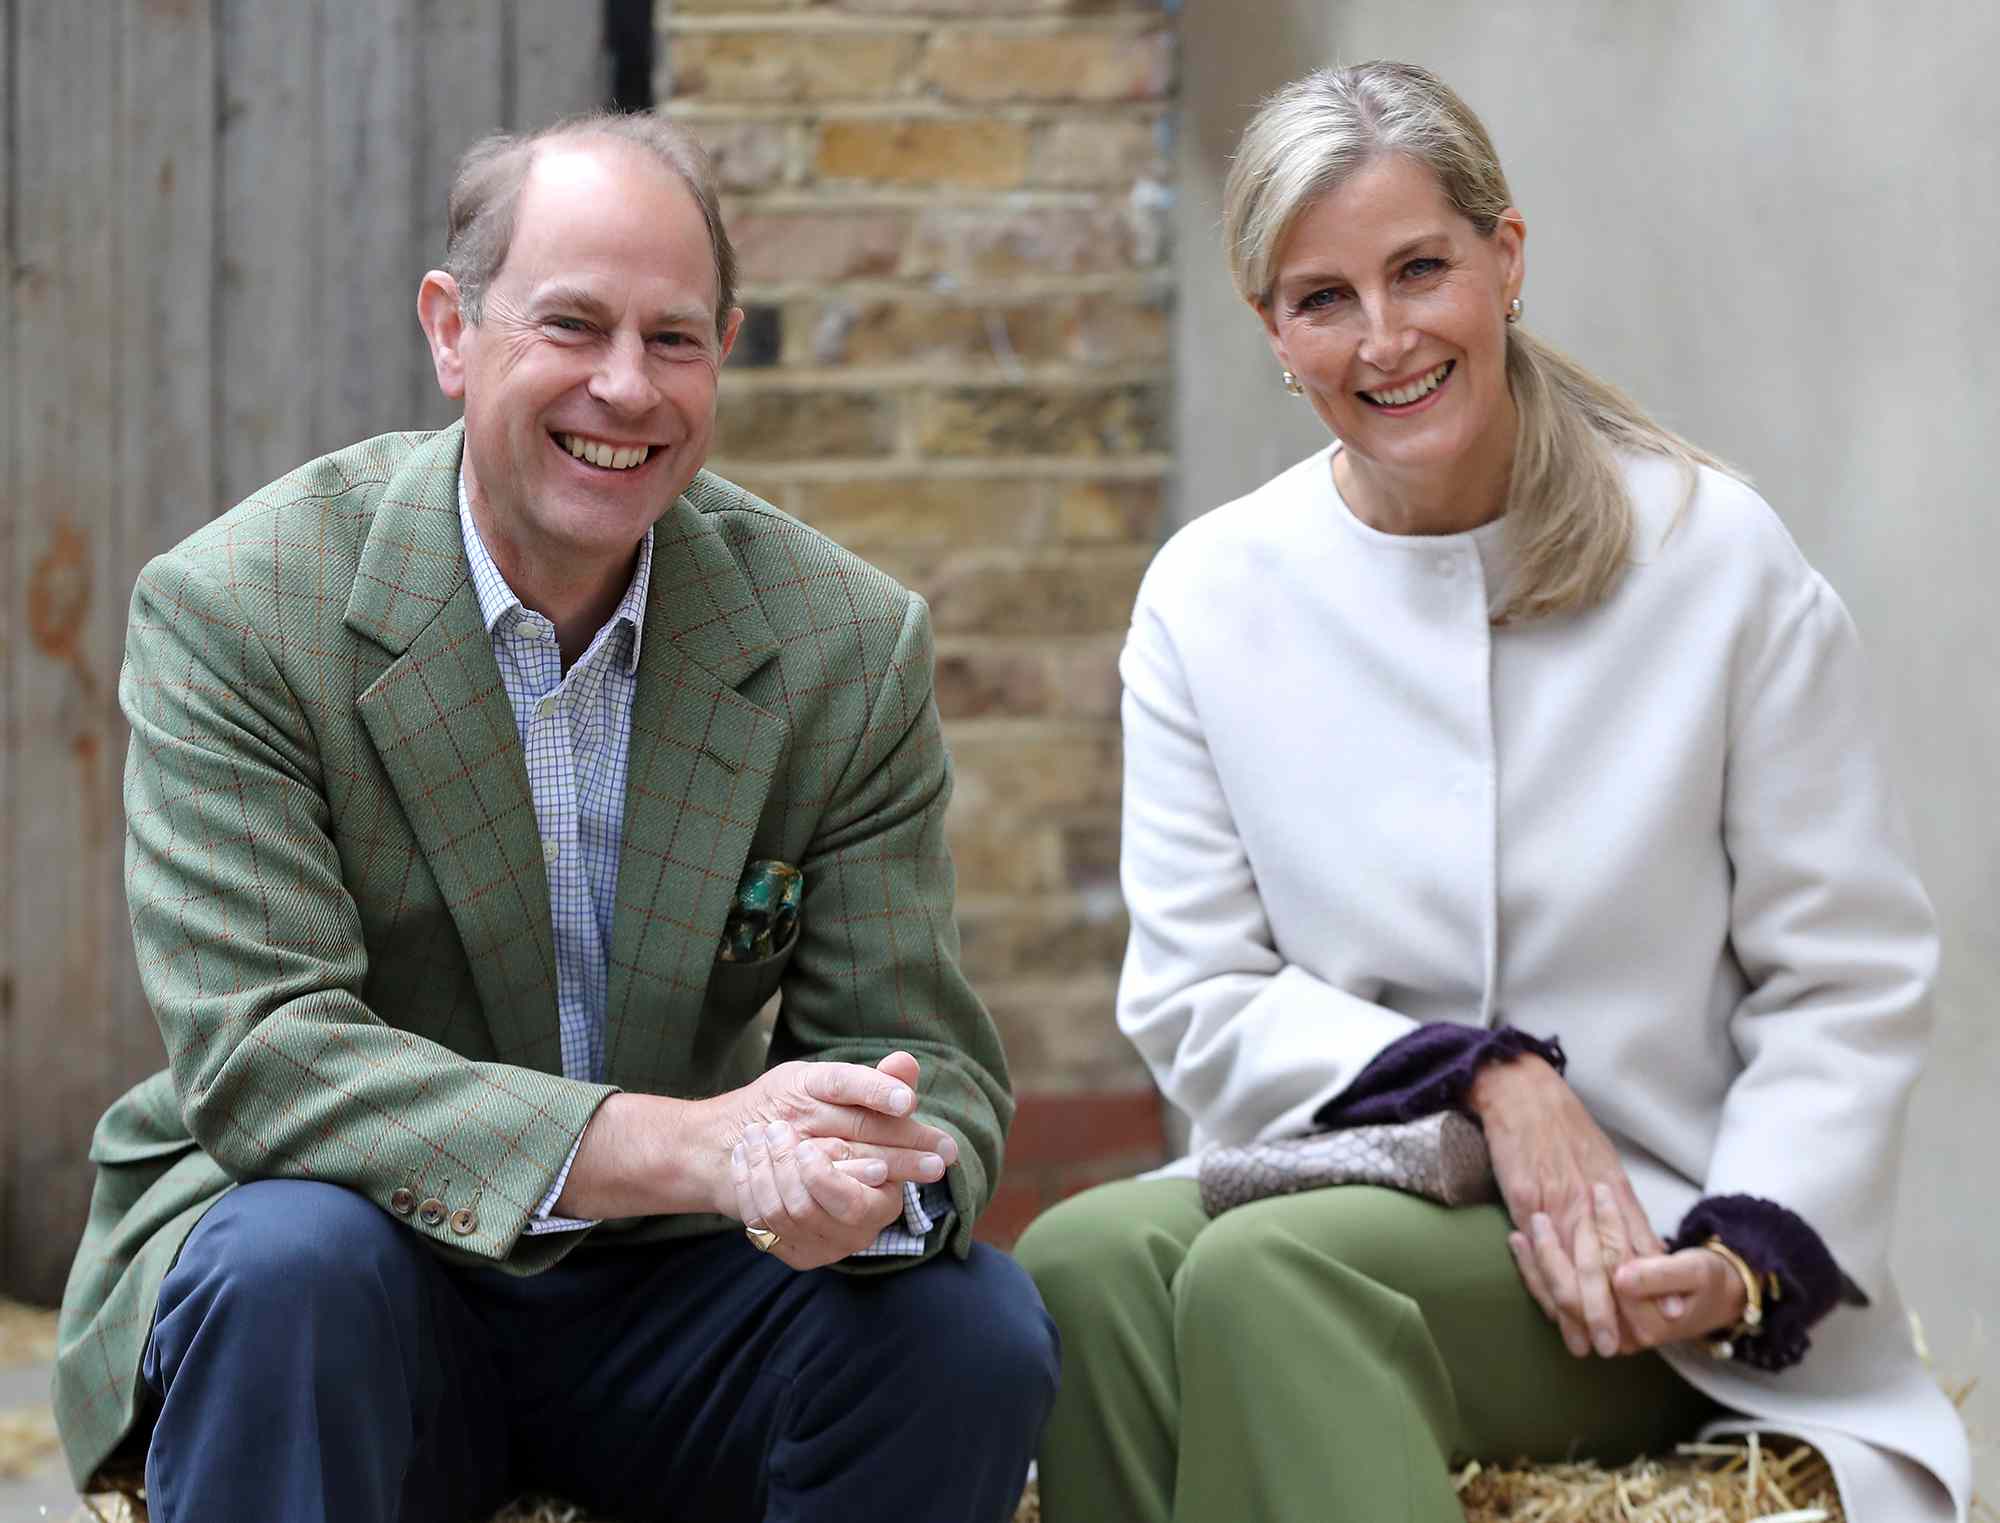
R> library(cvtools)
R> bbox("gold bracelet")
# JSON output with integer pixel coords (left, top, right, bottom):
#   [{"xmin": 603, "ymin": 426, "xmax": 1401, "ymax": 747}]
[{"xmin": 1698, "ymin": 1236, "xmax": 1765, "ymax": 1359}]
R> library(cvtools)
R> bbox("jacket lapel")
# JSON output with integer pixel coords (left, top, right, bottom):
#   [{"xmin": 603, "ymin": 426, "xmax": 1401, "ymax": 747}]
[
  {"xmin": 604, "ymin": 473, "xmax": 788, "ymax": 1088},
  {"xmin": 348, "ymin": 425, "xmax": 564, "ymax": 1071}
]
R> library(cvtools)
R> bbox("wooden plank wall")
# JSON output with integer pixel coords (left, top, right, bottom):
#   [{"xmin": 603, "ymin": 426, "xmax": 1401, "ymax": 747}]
[{"xmin": 1, "ymin": 0, "xmax": 609, "ymax": 1305}]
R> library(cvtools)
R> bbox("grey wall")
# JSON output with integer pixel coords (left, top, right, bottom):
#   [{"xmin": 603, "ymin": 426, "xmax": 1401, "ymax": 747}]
[{"xmin": 1177, "ymin": 0, "xmax": 1997, "ymax": 1485}]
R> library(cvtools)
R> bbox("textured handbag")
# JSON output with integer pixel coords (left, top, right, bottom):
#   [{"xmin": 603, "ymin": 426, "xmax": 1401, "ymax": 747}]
[{"xmin": 1197, "ymin": 1111, "xmax": 1497, "ymax": 1216}]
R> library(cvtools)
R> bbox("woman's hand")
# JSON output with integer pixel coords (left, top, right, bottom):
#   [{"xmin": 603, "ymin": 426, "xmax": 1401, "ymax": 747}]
[
  {"xmin": 1469, "ymin": 1055, "xmax": 1667, "ymax": 1357},
  {"xmin": 1513, "ymin": 1184, "xmax": 1693, "ymax": 1356},
  {"xmin": 1611, "ymin": 1245, "xmax": 1750, "ymax": 1348}
]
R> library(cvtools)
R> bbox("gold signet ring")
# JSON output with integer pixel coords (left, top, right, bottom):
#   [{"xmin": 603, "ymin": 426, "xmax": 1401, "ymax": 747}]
[{"xmin": 745, "ymin": 1226, "xmax": 781, "ymax": 1253}]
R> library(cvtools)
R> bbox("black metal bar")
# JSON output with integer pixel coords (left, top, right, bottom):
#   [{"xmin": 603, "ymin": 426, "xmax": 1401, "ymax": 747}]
[{"xmin": 604, "ymin": 0, "xmax": 652, "ymax": 111}]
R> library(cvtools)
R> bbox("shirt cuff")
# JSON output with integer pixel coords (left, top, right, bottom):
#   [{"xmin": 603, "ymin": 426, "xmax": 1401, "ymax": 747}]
[
  {"xmin": 523, "ymin": 1134, "xmax": 598, "ymax": 1236},
  {"xmin": 847, "ymin": 1181, "xmax": 948, "ymax": 1258},
  {"xmin": 1669, "ymin": 1193, "xmax": 1844, "ymax": 1372},
  {"xmin": 1313, "ymin": 1022, "xmax": 1568, "ymax": 1128},
  {"xmin": 521, "ymin": 1147, "xmax": 948, "ymax": 1249}
]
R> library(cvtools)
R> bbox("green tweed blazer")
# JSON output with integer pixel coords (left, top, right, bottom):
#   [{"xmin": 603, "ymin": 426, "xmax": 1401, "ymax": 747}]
[{"xmin": 52, "ymin": 424, "xmax": 1011, "ymax": 1489}]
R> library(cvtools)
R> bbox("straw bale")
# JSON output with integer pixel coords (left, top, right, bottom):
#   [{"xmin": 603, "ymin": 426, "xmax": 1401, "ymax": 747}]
[
  {"xmin": 1454, "ymin": 1433, "xmax": 1843, "ymax": 1523},
  {"xmin": 0, "ymin": 1406, "xmax": 60, "ymax": 1480},
  {"xmin": 0, "ymin": 1298, "xmax": 59, "ymax": 1366},
  {"xmin": 64, "ymin": 1440, "xmax": 2000, "ymax": 1523}
]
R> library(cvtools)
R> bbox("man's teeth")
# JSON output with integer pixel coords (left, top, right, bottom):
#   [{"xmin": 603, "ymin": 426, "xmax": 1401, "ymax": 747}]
[
  {"xmin": 558, "ymin": 433, "xmax": 651, "ymax": 470},
  {"xmin": 1362, "ymin": 362, "xmax": 1452, "ymax": 407}
]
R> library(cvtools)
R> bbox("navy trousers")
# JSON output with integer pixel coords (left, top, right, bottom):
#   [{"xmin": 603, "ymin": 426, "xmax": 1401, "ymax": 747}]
[{"xmin": 141, "ymin": 1180, "xmax": 1060, "ymax": 1522}]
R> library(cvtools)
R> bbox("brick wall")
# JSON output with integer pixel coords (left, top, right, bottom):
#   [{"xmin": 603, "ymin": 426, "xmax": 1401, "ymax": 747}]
[{"xmin": 661, "ymin": 0, "xmax": 1177, "ymax": 1227}]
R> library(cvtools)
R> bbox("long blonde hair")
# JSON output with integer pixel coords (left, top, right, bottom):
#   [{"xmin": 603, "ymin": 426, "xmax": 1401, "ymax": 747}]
[{"xmin": 1223, "ymin": 62, "xmax": 1732, "ymax": 622}]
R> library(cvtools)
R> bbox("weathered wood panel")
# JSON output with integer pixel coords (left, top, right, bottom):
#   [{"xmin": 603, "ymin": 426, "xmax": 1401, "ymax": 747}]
[
  {"xmin": 2, "ymin": 0, "xmax": 608, "ymax": 1304},
  {"xmin": 218, "ymin": 0, "xmax": 326, "ymax": 499},
  {"xmin": 0, "ymin": 0, "xmax": 18, "ymax": 1297},
  {"xmin": 117, "ymin": 0, "xmax": 219, "ymax": 1087},
  {"xmin": 415, "ymin": 0, "xmax": 508, "ymax": 430},
  {"xmin": 323, "ymin": 0, "xmax": 426, "ymax": 435},
  {"xmin": 513, "ymin": 0, "xmax": 607, "ymax": 135},
  {"xmin": 9, "ymin": 0, "xmax": 132, "ymax": 1306}
]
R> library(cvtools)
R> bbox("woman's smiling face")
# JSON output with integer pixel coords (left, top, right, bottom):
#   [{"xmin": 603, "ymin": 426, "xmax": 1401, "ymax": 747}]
[{"xmin": 1259, "ymin": 152, "xmax": 1524, "ymax": 488}]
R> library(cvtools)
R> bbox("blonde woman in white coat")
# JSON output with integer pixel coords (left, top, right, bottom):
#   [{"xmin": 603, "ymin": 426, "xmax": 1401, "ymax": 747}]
[{"xmin": 1014, "ymin": 61, "xmax": 1971, "ymax": 1523}]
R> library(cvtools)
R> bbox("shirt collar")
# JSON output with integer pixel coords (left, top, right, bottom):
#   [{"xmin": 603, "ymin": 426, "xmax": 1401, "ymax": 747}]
[{"xmin": 458, "ymin": 472, "xmax": 651, "ymax": 674}]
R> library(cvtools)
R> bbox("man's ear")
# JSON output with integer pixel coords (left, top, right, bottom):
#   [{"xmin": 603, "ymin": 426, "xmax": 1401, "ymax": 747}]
[
  {"xmin": 417, "ymin": 271, "xmax": 469, "ymax": 401},
  {"xmin": 716, "ymin": 305, "xmax": 745, "ymax": 366}
]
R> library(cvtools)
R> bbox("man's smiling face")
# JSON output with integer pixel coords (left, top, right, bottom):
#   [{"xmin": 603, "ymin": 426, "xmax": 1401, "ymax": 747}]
[{"xmin": 441, "ymin": 135, "xmax": 741, "ymax": 576}]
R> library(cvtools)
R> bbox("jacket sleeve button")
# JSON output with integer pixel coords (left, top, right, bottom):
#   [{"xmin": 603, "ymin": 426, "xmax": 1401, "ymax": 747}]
[
  {"xmin": 389, "ymin": 1188, "xmax": 416, "ymax": 1216},
  {"xmin": 449, "ymin": 1208, "xmax": 478, "ymax": 1237},
  {"xmin": 417, "ymin": 1197, "xmax": 447, "ymax": 1227}
]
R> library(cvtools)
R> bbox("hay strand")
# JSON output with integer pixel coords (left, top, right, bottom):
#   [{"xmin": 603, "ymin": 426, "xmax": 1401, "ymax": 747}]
[
  {"xmin": 65, "ymin": 1438, "xmax": 1850, "ymax": 1523},
  {"xmin": 0, "ymin": 1406, "xmax": 61, "ymax": 1481},
  {"xmin": 0, "ymin": 1298, "xmax": 59, "ymax": 1367},
  {"xmin": 1453, "ymin": 1434, "xmax": 1845, "ymax": 1523}
]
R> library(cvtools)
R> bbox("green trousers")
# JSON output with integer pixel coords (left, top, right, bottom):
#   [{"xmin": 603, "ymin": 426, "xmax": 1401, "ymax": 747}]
[{"xmin": 1014, "ymin": 1179, "xmax": 1714, "ymax": 1523}]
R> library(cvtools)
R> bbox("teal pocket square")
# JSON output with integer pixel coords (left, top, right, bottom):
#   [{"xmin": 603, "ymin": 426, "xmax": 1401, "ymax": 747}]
[{"xmin": 718, "ymin": 859, "xmax": 803, "ymax": 963}]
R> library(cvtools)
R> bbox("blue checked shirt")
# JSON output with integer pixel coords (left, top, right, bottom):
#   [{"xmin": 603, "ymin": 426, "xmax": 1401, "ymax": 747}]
[{"xmin": 458, "ymin": 482, "xmax": 936, "ymax": 1253}]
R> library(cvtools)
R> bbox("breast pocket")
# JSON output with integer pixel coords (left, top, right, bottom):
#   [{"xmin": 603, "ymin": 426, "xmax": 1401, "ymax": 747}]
[
  {"xmin": 689, "ymin": 928, "xmax": 800, "ymax": 1089},
  {"xmin": 703, "ymin": 928, "xmax": 800, "ymax": 1018}
]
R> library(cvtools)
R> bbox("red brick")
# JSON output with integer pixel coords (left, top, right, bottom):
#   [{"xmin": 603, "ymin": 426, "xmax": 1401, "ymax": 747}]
[
  {"xmin": 980, "ymin": 975, "xmax": 1143, "ymax": 1090},
  {"xmin": 795, "ymin": 477, "xmax": 1054, "ymax": 548},
  {"xmin": 946, "ymin": 814, "xmax": 1065, "ymax": 896},
  {"xmin": 731, "ymin": 208, "xmax": 910, "ymax": 284},
  {"xmin": 1055, "ymin": 292, "xmax": 1173, "ymax": 366},
  {"xmin": 816, "ymin": 117, "xmax": 1030, "ymax": 188},
  {"xmin": 1030, "ymin": 115, "xmax": 1168, "ymax": 186},
  {"xmin": 1060, "ymin": 822, "xmax": 1120, "ymax": 892},
  {"xmin": 1006, "ymin": 1088, "xmax": 1165, "ymax": 1168},
  {"xmin": 848, "ymin": 0, "xmax": 1167, "ymax": 12},
  {"xmin": 933, "ymin": 637, "xmax": 1120, "ymax": 722},
  {"xmin": 1054, "ymin": 1158, "xmax": 1152, "ymax": 1200},
  {"xmin": 670, "ymin": 31, "xmax": 919, "ymax": 103},
  {"xmin": 789, "ymin": 298, "xmax": 1062, "ymax": 369},
  {"xmin": 959, "ymin": 900, "xmax": 1128, "ymax": 982},
  {"xmin": 911, "ymin": 550, "xmax": 1150, "ymax": 635},
  {"xmin": 935, "ymin": 644, "xmax": 1051, "ymax": 719},
  {"xmin": 948, "ymin": 726, "xmax": 1123, "ymax": 812},
  {"xmin": 712, "ymin": 388, "xmax": 898, "ymax": 460},
  {"xmin": 907, "ymin": 206, "xmax": 1142, "ymax": 279},
  {"xmin": 1052, "ymin": 478, "xmax": 1166, "ymax": 541},
  {"xmin": 974, "ymin": 1178, "xmax": 1045, "ymax": 1248},
  {"xmin": 914, "ymin": 385, "xmax": 1165, "ymax": 457},
  {"xmin": 1045, "ymin": 637, "xmax": 1125, "ymax": 720},
  {"xmin": 923, "ymin": 28, "xmax": 1174, "ymax": 104},
  {"xmin": 693, "ymin": 118, "xmax": 797, "ymax": 192}
]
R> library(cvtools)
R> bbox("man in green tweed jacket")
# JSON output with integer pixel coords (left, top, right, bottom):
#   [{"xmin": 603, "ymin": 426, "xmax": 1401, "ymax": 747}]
[{"xmin": 53, "ymin": 112, "xmax": 1056, "ymax": 1522}]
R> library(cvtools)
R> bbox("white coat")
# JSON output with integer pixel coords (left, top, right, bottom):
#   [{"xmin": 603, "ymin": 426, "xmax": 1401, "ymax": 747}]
[{"xmin": 1117, "ymin": 443, "xmax": 1971, "ymax": 1521}]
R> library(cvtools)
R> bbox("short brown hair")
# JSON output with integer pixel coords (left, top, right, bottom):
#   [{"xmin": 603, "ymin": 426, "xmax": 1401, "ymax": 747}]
[{"xmin": 442, "ymin": 111, "xmax": 737, "ymax": 335}]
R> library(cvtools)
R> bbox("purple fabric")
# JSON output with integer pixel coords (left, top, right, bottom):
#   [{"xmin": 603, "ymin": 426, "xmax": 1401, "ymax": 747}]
[
  {"xmin": 1313, "ymin": 1021, "xmax": 1567, "ymax": 1128},
  {"xmin": 1670, "ymin": 1193, "xmax": 1844, "ymax": 1373}
]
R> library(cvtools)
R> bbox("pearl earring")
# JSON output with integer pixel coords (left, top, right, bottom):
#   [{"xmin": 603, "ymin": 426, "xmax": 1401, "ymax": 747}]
[
  {"xmin": 1281, "ymin": 370, "xmax": 1304, "ymax": 395},
  {"xmin": 1506, "ymin": 297, "xmax": 1523, "ymax": 324}
]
